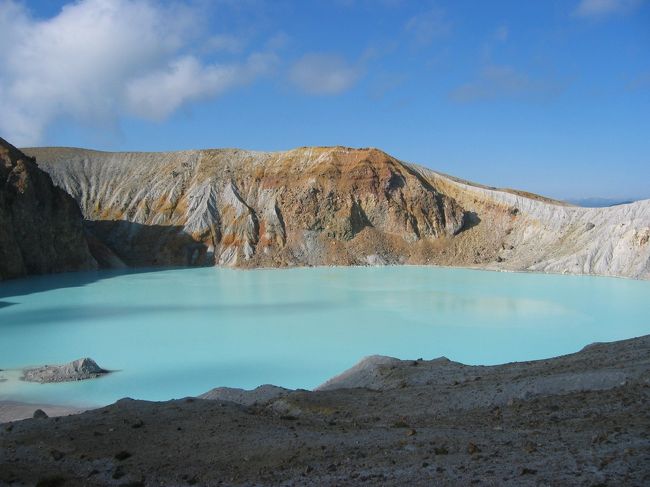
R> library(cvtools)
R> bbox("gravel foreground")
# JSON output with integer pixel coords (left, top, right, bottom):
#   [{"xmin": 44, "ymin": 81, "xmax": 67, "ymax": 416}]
[{"xmin": 1, "ymin": 335, "xmax": 649, "ymax": 486}]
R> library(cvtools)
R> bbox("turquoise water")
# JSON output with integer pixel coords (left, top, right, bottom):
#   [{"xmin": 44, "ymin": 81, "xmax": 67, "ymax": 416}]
[{"xmin": 0, "ymin": 266, "xmax": 648, "ymax": 407}]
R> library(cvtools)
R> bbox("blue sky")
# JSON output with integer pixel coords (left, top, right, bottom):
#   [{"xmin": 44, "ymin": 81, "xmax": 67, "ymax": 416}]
[{"xmin": 1, "ymin": 0, "xmax": 648, "ymax": 200}]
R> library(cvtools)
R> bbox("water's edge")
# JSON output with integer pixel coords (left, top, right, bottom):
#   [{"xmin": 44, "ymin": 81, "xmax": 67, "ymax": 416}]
[
  {"xmin": 2, "ymin": 333, "xmax": 647, "ymax": 423},
  {"xmin": 2, "ymin": 266, "xmax": 648, "ymax": 409}
]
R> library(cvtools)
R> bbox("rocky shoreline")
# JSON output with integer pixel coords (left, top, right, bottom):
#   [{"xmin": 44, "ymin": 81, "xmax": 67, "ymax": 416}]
[{"xmin": 1, "ymin": 335, "xmax": 649, "ymax": 486}]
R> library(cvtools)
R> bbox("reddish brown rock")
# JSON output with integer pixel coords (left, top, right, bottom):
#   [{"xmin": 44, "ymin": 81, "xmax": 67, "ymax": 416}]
[
  {"xmin": 0, "ymin": 137, "xmax": 96, "ymax": 280},
  {"xmin": 21, "ymin": 144, "xmax": 650, "ymax": 278},
  {"xmin": 23, "ymin": 146, "xmax": 467, "ymax": 268}
]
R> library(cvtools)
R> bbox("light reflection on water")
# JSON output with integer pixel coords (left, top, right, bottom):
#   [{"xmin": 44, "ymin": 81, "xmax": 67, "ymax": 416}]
[{"xmin": 0, "ymin": 266, "xmax": 648, "ymax": 406}]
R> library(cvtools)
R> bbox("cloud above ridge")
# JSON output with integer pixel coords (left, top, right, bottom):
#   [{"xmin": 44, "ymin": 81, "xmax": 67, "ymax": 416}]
[
  {"xmin": 0, "ymin": 0, "xmax": 275, "ymax": 146},
  {"xmin": 289, "ymin": 53, "xmax": 363, "ymax": 95}
]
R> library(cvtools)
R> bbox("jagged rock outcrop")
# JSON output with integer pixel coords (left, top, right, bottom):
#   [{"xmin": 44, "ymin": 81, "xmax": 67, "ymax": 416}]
[
  {"xmin": 23, "ymin": 145, "xmax": 650, "ymax": 279},
  {"xmin": 0, "ymin": 138, "xmax": 96, "ymax": 280}
]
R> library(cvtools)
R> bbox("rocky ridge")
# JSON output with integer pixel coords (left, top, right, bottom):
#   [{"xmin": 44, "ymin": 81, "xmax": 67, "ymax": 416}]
[
  {"xmin": 23, "ymin": 145, "xmax": 650, "ymax": 279},
  {"xmin": 23, "ymin": 147, "xmax": 465, "ymax": 269},
  {"xmin": 424, "ymin": 168, "xmax": 650, "ymax": 279},
  {"xmin": 0, "ymin": 138, "xmax": 96, "ymax": 280}
]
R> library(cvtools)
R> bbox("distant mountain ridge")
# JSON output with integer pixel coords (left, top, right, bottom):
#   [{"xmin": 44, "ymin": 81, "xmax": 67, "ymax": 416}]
[
  {"xmin": 566, "ymin": 197, "xmax": 637, "ymax": 208},
  {"xmin": 20, "ymin": 144, "xmax": 650, "ymax": 280}
]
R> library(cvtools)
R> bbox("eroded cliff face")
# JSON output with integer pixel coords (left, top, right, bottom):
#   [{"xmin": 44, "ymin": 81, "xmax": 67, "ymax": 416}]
[
  {"xmin": 0, "ymin": 138, "xmax": 96, "ymax": 280},
  {"xmin": 23, "ymin": 145, "xmax": 650, "ymax": 279},
  {"xmin": 424, "ymin": 170, "xmax": 650, "ymax": 279},
  {"xmin": 24, "ymin": 147, "xmax": 466, "ymax": 268}
]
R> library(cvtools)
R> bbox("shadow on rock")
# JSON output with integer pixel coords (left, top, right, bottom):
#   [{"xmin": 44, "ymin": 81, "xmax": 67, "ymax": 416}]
[{"xmin": 85, "ymin": 220, "xmax": 211, "ymax": 268}]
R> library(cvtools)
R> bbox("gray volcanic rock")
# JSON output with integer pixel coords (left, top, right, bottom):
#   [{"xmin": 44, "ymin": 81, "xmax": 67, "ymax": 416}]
[
  {"xmin": 22, "ymin": 358, "xmax": 108, "ymax": 383},
  {"xmin": 31, "ymin": 409, "xmax": 48, "ymax": 419},
  {"xmin": 199, "ymin": 384, "xmax": 290, "ymax": 406},
  {"xmin": 23, "ymin": 145, "xmax": 650, "ymax": 278},
  {"xmin": 0, "ymin": 137, "xmax": 96, "ymax": 280},
  {"xmin": 1, "ymin": 335, "xmax": 649, "ymax": 486},
  {"xmin": 316, "ymin": 354, "xmax": 401, "ymax": 391}
]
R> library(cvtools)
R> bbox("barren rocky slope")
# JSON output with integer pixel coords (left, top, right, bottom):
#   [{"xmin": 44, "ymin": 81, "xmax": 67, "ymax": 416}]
[
  {"xmin": 24, "ymin": 146, "xmax": 650, "ymax": 279},
  {"xmin": 0, "ymin": 138, "xmax": 96, "ymax": 280},
  {"xmin": 2, "ymin": 335, "xmax": 649, "ymax": 486},
  {"xmin": 425, "ymin": 169, "xmax": 650, "ymax": 279}
]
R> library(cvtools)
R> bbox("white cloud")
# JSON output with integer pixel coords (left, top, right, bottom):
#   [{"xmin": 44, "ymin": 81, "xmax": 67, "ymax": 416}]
[
  {"xmin": 405, "ymin": 8, "xmax": 451, "ymax": 45},
  {"xmin": 127, "ymin": 53, "xmax": 276, "ymax": 120},
  {"xmin": 574, "ymin": 0, "xmax": 644, "ymax": 17},
  {"xmin": 289, "ymin": 54, "xmax": 362, "ymax": 95},
  {"xmin": 450, "ymin": 65, "xmax": 563, "ymax": 103},
  {"xmin": 0, "ymin": 0, "xmax": 274, "ymax": 146}
]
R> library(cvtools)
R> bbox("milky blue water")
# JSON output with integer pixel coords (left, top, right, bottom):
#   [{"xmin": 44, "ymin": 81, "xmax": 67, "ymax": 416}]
[{"xmin": 0, "ymin": 266, "xmax": 648, "ymax": 407}]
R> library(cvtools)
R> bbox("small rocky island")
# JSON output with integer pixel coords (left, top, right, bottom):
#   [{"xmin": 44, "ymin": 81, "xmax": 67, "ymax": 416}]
[{"xmin": 22, "ymin": 358, "xmax": 109, "ymax": 383}]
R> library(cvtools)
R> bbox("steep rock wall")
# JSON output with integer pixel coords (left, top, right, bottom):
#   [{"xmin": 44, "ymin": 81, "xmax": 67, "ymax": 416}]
[
  {"xmin": 0, "ymin": 138, "xmax": 96, "ymax": 280},
  {"xmin": 25, "ymin": 147, "xmax": 466, "ymax": 268}
]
